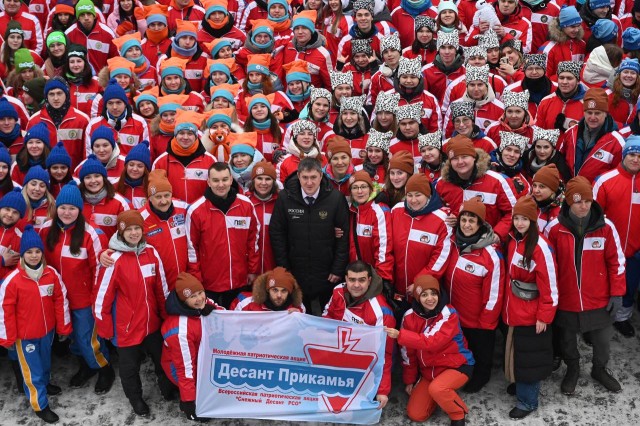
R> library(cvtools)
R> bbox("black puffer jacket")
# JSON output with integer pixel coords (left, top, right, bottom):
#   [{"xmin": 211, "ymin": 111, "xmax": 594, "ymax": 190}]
[{"xmin": 269, "ymin": 174, "xmax": 350, "ymax": 298}]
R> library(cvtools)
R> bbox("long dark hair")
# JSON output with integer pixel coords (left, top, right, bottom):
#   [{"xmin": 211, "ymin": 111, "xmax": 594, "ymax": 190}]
[
  {"xmin": 16, "ymin": 143, "xmax": 51, "ymax": 172},
  {"xmin": 63, "ymin": 57, "xmax": 93, "ymax": 85},
  {"xmin": 513, "ymin": 221, "xmax": 539, "ymax": 269},
  {"xmin": 46, "ymin": 210, "xmax": 87, "ymax": 255}
]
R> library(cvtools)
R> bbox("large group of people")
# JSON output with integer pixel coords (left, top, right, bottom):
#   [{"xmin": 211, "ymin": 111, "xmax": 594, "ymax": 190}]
[{"xmin": 0, "ymin": 0, "xmax": 639, "ymax": 424}]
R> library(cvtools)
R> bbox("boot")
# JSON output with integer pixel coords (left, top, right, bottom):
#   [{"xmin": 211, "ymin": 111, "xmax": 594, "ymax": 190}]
[
  {"xmin": 561, "ymin": 360, "xmax": 580, "ymax": 395},
  {"xmin": 158, "ymin": 374, "xmax": 178, "ymax": 401},
  {"xmin": 509, "ymin": 407, "xmax": 533, "ymax": 419},
  {"xmin": 130, "ymin": 398, "xmax": 150, "ymax": 417},
  {"xmin": 11, "ymin": 360, "xmax": 23, "ymax": 393},
  {"xmin": 591, "ymin": 367, "xmax": 622, "ymax": 392},
  {"xmin": 463, "ymin": 375, "xmax": 488, "ymax": 393},
  {"xmin": 451, "ymin": 418, "xmax": 466, "ymax": 426},
  {"xmin": 94, "ymin": 364, "xmax": 115, "ymax": 395},
  {"xmin": 69, "ymin": 358, "xmax": 97, "ymax": 388},
  {"xmin": 35, "ymin": 406, "xmax": 59, "ymax": 424},
  {"xmin": 46, "ymin": 383, "xmax": 62, "ymax": 396}
]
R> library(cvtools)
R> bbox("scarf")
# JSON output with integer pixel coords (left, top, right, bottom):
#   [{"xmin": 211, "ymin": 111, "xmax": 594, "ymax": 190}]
[
  {"xmin": 529, "ymin": 153, "xmax": 554, "ymax": 175},
  {"xmin": 264, "ymin": 295, "xmax": 292, "ymax": 311},
  {"xmin": 131, "ymin": 55, "xmax": 150, "ymax": 76},
  {"xmin": 338, "ymin": 123, "xmax": 365, "ymax": 139},
  {"xmin": 207, "ymin": 16, "xmax": 229, "ymax": 30},
  {"xmin": 146, "ymin": 27, "xmax": 169, "ymax": 44},
  {"xmin": 84, "ymin": 188, "xmax": 108, "ymax": 205},
  {"xmin": 124, "ymin": 176, "xmax": 144, "ymax": 188},
  {"xmin": 270, "ymin": 18, "xmax": 291, "ymax": 33},
  {"xmin": 247, "ymin": 81, "xmax": 264, "ymax": 93},
  {"xmin": 0, "ymin": 124, "xmax": 21, "ymax": 149},
  {"xmin": 50, "ymin": 54, "xmax": 66, "ymax": 68},
  {"xmin": 204, "ymin": 186, "xmax": 237, "ymax": 214},
  {"xmin": 201, "ymin": 14, "xmax": 235, "ymax": 37},
  {"xmin": 287, "ymin": 86, "xmax": 310, "ymax": 103},
  {"xmin": 29, "ymin": 196, "xmax": 47, "ymax": 210},
  {"xmin": 65, "ymin": 72, "xmax": 84, "ymax": 85},
  {"xmin": 171, "ymin": 39, "xmax": 197, "ymax": 58},
  {"xmin": 522, "ymin": 76, "xmax": 551, "ymax": 105},
  {"xmin": 161, "ymin": 80, "xmax": 187, "ymax": 95},
  {"xmin": 252, "ymin": 118, "xmax": 271, "ymax": 130},
  {"xmin": 104, "ymin": 108, "xmax": 129, "ymax": 132},
  {"xmin": 150, "ymin": 202, "xmax": 174, "ymax": 221},
  {"xmin": 159, "ymin": 119, "xmax": 176, "ymax": 135},
  {"xmin": 251, "ymin": 34, "xmax": 274, "ymax": 50},
  {"xmin": 455, "ymin": 225, "xmax": 484, "ymax": 253},
  {"xmin": 400, "ymin": 0, "xmax": 431, "ymax": 17},
  {"xmin": 170, "ymin": 137, "xmax": 200, "ymax": 157},
  {"xmin": 353, "ymin": 25, "xmax": 377, "ymax": 40},
  {"xmin": 23, "ymin": 261, "xmax": 44, "ymax": 281},
  {"xmin": 46, "ymin": 98, "xmax": 71, "ymax": 128},
  {"xmin": 434, "ymin": 53, "xmax": 464, "ymax": 74}
]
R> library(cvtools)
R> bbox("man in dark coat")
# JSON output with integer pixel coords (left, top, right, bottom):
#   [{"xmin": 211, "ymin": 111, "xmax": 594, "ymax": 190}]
[{"xmin": 270, "ymin": 157, "xmax": 350, "ymax": 315}]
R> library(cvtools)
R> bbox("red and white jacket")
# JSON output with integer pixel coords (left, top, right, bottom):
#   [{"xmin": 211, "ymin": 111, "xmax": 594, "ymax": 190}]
[
  {"xmin": 40, "ymin": 222, "xmax": 105, "ymax": 310},
  {"xmin": 390, "ymin": 6, "xmax": 438, "ymax": 48},
  {"xmin": 140, "ymin": 200, "xmax": 189, "ymax": 289},
  {"xmin": 74, "ymin": 155, "xmax": 126, "ymax": 184},
  {"xmin": 85, "ymin": 116, "xmax": 150, "ymax": 158},
  {"xmin": 117, "ymin": 182, "xmax": 147, "ymax": 209},
  {"xmin": 323, "ymin": 282, "xmax": 395, "ymax": 396},
  {"xmin": 442, "ymin": 74, "xmax": 508, "ymax": 118},
  {"xmin": 503, "ymin": 232, "xmax": 558, "ymax": 327},
  {"xmin": 0, "ymin": 264, "xmax": 72, "ymax": 347},
  {"xmin": 0, "ymin": 10, "xmax": 44, "ymax": 55},
  {"xmin": 445, "ymin": 237, "xmax": 504, "ymax": 330},
  {"xmin": 349, "ymin": 201, "xmax": 394, "ymax": 282},
  {"xmin": 280, "ymin": 41, "xmax": 333, "ymax": 89},
  {"xmin": 520, "ymin": 1, "xmax": 560, "ymax": 53},
  {"xmin": 152, "ymin": 150, "xmax": 217, "ymax": 203},
  {"xmin": 83, "ymin": 194, "xmax": 131, "ymax": 240},
  {"xmin": 593, "ymin": 165, "xmax": 640, "ymax": 258},
  {"xmin": 186, "ymin": 193, "xmax": 260, "ymax": 292},
  {"xmin": 465, "ymin": 3, "xmax": 533, "ymax": 53},
  {"xmin": 421, "ymin": 63, "xmax": 466, "ymax": 107},
  {"xmin": 0, "ymin": 225, "xmax": 22, "ymax": 279},
  {"xmin": 367, "ymin": 67, "xmax": 395, "ymax": 107},
  {"xmin": 65, "ymin": 22, "xmax": 118, "ymax": 74},
  {"xmin": 247, "ymin": 192, "xmax": 277, "ymax": 274},
  {"xmin": 94, "ymin": 245, "xmax": 169, "ymax": 347},
  {"xmin": 68, "ymin": 78, "xmax": 102, "ymax": 118},
  {"xmin": 545, "ymin": 209, "xmax": 626, "ymax": 312},
  {"xmin": 536, "ymin": 90, "xmax": 585, "ymax": 132},
  {"xmin": 443, "ymin": 96, "xmax": 505, "ymax": 138},
  {"xmin": 166, "ymin": 3, "xmax": 205, "ymax": 33},
  {"xmin": 395, "ymin": 90, "xmax": 441, "ymax": 133}
]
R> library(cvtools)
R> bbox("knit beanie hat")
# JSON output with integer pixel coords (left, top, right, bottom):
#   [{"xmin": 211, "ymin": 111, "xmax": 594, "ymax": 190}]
[
  {"xmin": 4, "ymin": 21, "xmax": 23, "ymax": 41},
  {"xmin": 0, "ymin": 146, "xmax": 11, "ymax": 168},
  {"xmin": 46, "ymin": 142, "xmax": 72, "ymax": 168},
  {"xmin": 24, "ymin": 122, "xmax": 50, "ymax": 148},
  {"xmin": 125, "ymin": 140, "xmax": 151, "ymax": 170},
  {"xmin": 591, "ymin": 19, "xmax": 618, "ymax": 43},
  {"xmin": 251, "ymin": 161, "xmax": 277, "ymax": 181},
  {"xmin": 116, "ymin": 210, "xmax": 144, "ymax": 236},
  {"xmin": 14, "ymin": 49, "xmax": 35, "ymax": 73},
  {"xmin": 147, "ymin": 169, "xmax": 173, "ymax": 197},
  {"xmin": 265, "ymin": 267, "xmax": 296, "ymax": 294},
  {"xmin": 460, "ymin": 196, "xmax": 486, "ymax": 222},
  {"xmin": 405, "ymin": 173, "xmax": 432, "ymax": 197},
  {"xmin": 75, "ymin": 0, "xmax": 96, "ymax": 16},
  {"xmin": 66, "ymin": 44, "xmax": 88, "ymax": 62},
  {"xmin": 413, "ymin": 274, "xmax": 440, "ymax": 299},
  {"xmin": 438, "ymin": 1, "xmax": 458, "ymax": 14},
  {"xmin": 623, "ymin": 27, "xmax": 640, "ymax": 51},
  {"xmin": 80, "ymin": 154, "xmax": 108, "ymax": 180},
  {"xmin": 326, "ymin": 136, "xmax": 352, "ymax": 159},
  {"xmin": 623, "ymin": 134, "xmax": 640, "ymax": 157},
  {"xmin": 23, "ymin": 165, "xmax": 50, "ymax": 188},
  {"xmin": 618, "ymin": 58, "xmax": 640, "ymax": 75},
  {"xmin": 559, "ymin": 5, "xmax": 581, "ymax": 28},
  {"xmin": 46, "ymin": 31, "xmax": 67, "ymax": 48},
  {"xmin": 91, "ymin": 125, "xmax": 116, "ymax": 148},
  {"xmin": 176, "ymin": 272, "xmax": 205, "ymax": 301},
  {"xmin": 44, "ymin": 76, "xmax": 70, "ymax": 98},
  {"xmin": 0, "ymin": 98, "xmax": 18, "ymax": 120},
  {"xmin": 513, "ymin": 195, "xmax": 538, "ymax": 222},
  {"xmin": 349, "ymin": 170, "xmax": 374, "ymax": 191},
  {"xmin": 56, "ymin": 180, "xmax": 84, "ymax": 210},
  {"xmin": 20, "ymin": 225, "xmax": 44, "ymax": 257},
  {"xmin": 533, "ymin": 164, "xmax": 561, "ymax": 193},
  {"xmin": 103, "ymin": 79, "xmax": 129, "ymax": 105},
  {"xmin": 292, "ymin": 10, "xmax": 317, "ymax": 33},
  {"xmin": 445, "ymin": 135, "xmax": 477, "ymax": 159},
  {"xmin": 565, "ymin": 176, "xmax": 593, "ymax": 206},
  {"xmin": 23, "ymin": 77, "xmax": 46, "ymax": 104},
  {"xmin": 230, "ymin": 143, "xmax": 256, "ymax": 158},
  {"xmin": 583, "ymin": 88, "xmax": 608, "ymax": 112},
  {"xmin": 388, "ymin": 150, "xmax": 415, "ymax": 175},
  {"xmin": 0, "ymin": 187, "xmax": 27, "ymax": 218},
  {"xmin": 589, "ymin": 0, "xmax": 610, "ymax": 9}
]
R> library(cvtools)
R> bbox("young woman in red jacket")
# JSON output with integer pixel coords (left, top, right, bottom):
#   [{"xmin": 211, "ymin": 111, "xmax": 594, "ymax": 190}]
[
  {"xmin": 402, "ymin": 16, "xmax": 437, "ymax": 66},
  {"xmin": 93, "ymin": 210, "xmax": 173, "ymax": 417},
  {"xmin": 333, "ymin": 95, "xmax": 369, "ymax": 166},
  {"xmin": 19, "ymin": 166, "xmax": 56, "ymax": 231},
  {"xmin": 246, "ymin": 161, "xmax": 279, "ymax": 273},
  {"xmin": 355, "ymin": 128, "xmax": 392, "ymax": 190},
  {"xmin": 503, "ymin": 195, "xmax": 558, "ymax": 419},
  {"xmin": 46, "ymin": 143, "xmax": 74, "ymax": 199},
  {"xmin": 115, "ymin": 141, "xmax": 151, "ymax": 209},
  {"xmin": 385, "ymin": 274, "xmax": 473, "ymax": 425}
]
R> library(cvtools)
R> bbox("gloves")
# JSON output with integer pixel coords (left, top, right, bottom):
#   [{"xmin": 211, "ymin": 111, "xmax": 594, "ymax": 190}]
[
  {"xmin": 554, "ymin": 113, "xmax": 566, "ymax": 132},
  {"xmin": 272, "ymin": 148, "xmax": 287, "ymax": 164},
  {"xmin": 512, "ymin": 177, "xmax": 525, "ymax": 194},
  {"xmin": 363, "ymin": 161, "xmax": 377, "ymax": 178},
  {"xmin": 606, "ymin": 296, "xmax": 623, "ymax": 319},
  {"xmin": 180, "ymin": 401, "xmax": 209, "ymax": 422},
  {"xmin": 200, "ymin": 304, "xmax": 215, "ymax": 317},
  {"xmin": 116, "ymin": 21, "xmax": 135, "ymax": 36}
]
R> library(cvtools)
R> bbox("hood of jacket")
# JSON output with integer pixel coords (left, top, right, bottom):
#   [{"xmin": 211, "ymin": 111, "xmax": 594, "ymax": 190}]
[
  {"xmin": 165, "ymin": 290, "xmax": 202, "ymax": 317},
  {"xmin": 583, "ymin": 45, "xmax": 614, "ymax": 85},
  {"xmin": 548, "ymin": 16, "xmax": 584, "ymax": 43},
  {"xmin": 441, "ymin": 148, "xmax": 490, "ymax": 183},
  {"xmin": 558, "ymin": 199, "xmax": 606, "ymax": 235},
  {"xmin": 345, "ymin": 268, "xmax": 383, "ymax": 308},
  {"xmin": 251, "ymin": 271, "xmax": 304, "ymax": 308}
]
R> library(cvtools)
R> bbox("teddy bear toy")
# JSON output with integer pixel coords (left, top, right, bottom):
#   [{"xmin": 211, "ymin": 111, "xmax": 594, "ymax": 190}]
[{"xmin": 473, "ymin": 0, "xmax": 501, "ymax": 29}]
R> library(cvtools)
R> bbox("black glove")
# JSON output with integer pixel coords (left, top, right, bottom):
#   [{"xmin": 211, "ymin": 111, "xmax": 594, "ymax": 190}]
[
  {"xmin": 200, "ymin": 304, "xmax": 215, "ymax": 317},
  {"xmin": 180, "ymin": 401, "xmax": 196, "ymax": 418},
  {"xmin": 554, "ymin": 113, "xmax": 566, "ymax": 132},
  {"xmin": 606, "ymin": 296, "xmax": 623, "ymax": 319},
  {"xmin": 363, "ymin": 161, "xmax": 377, "ymax": 178},
  {"xmin": 513, "ymin": 177, "xmax": 525, "ymax": 194},
  {"xmin": 272, "ymin": 148, "xmax": 287, "ymax": 164}
]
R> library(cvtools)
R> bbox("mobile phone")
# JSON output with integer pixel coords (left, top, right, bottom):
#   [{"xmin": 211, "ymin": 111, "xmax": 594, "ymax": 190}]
[{"xmin": 500, "ymin": 57, "xmax": 509, "ymax": 65}]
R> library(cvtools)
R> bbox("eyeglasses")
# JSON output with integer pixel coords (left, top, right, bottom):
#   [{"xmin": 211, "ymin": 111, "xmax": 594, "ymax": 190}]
[{"xmin": 351, "ymin": 185, "xmax": 370, "ymax": 192}]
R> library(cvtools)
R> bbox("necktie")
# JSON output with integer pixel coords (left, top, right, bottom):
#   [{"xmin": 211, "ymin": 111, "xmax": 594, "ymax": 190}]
[{"xmin": 305, "ymin": 196, "xmax": 315, "ymax": 206}]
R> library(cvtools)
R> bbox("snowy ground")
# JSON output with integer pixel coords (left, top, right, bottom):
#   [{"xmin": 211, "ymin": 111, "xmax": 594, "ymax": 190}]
[{"xmin": 1, "ymin": 316, "xmax": 640, "ymax": 426}]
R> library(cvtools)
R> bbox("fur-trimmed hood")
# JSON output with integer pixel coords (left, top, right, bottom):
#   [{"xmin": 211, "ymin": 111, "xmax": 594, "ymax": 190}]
[
  {"xmin": 98, "ymin": 66, "xmax": 141, "ymax": 91},
  {"xmin": 440, "ymin": 148, "xmax": 490, "ymax": 183},
  {"xmin": 548, "ymin": 17, "xmax": 584, "ymax": 43},
  {"xmin": 251, "ymin": 270, "xmax": 304, "ymax": 308}
]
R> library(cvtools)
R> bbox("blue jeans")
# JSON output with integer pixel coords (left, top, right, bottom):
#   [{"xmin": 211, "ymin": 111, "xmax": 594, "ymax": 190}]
[{"xmin": 516, "ymin": 381, "xmax": 540, "ymax": 411}]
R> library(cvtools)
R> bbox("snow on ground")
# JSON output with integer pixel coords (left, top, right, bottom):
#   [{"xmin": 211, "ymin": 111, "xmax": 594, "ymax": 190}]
[{"xmin": 1, "ymin": 316, "xmax": 640, "ymax": 425}]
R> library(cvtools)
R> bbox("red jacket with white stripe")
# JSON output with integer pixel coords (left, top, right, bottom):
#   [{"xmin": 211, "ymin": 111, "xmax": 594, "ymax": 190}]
[
  {"xmin": 166, "ymin": 4, "xmax": 205, "ymax": 34},
  {"xmin": 83, "ymin": 194, "xmax": 132, "ymax": 240},
  {"xmin": 545, "ymin": 205, "xmax": 626, "ymax": 312},
  {"xmin": 396, "ymin": 90, "xmax": 441, "ymax": 133},
  {"xmin": 445, "ymin": 235, "xmax": 504, "ymax": 330},
  {"xmin": 367, "ymin": 68, "xmax": 395, "ymax": 107},
  {"xmin": 65, "ymin": 22, "xmax": 118, "ymax": 74},
  {"xmin": 322, "ymin": 282, "xmax": 395, "ymax": 396},
  {"xmin": 466, "ymin": 3, "xmax": 533, "ymax": 53},
  {"xmin": 520, "ymin": 1, "xmax": 560, "ymax": 53},
  {"xmin": 421, "ymin": 63, "xmax": 466, "ymax": 108},
  {"xmin": 0, "ymin": 265, "xmax": 72, "ymax": 347},
  {"xmin": 594, "ymin": 165, "xmax": 640, "ymax": 258},
  {"xmin": 40, "ymin": 221, "xmax": 106, "ymax": 311},
  {"xmin": 391, "ymin": 199, "xmax": 452, "ymax": 295},
  {"xmin": 390, "ymin": 6, "xmax": 438, "ymax": 48},
  {"xmin": 558, "ymin": 124, "xmax": 625, "ymax": 184},
  {"xmin": 281, "ymin": 41, "xmax": 333, "ymax": 89},
  {"xmin": 140, "ymin": 200, "xmax": 189, "ymax": 289},
  {"xmin": 503, "ymin": 232, "xmax": 558, "ymax": 326},
  {"xmin": 247, "ymin": 192, "xmax": 277, "ymax": 274},
  {"xmin": 536, "ymin": 90, "xmax": 585, "ymax": 133},
  {"xmin": 399, "ymin": 304, "xmax": 474, "ymax": 383},
  {"xmin": 152, "ymin": 150, "xmax": 217, "ymax": 204},
  {"xmin": 186, "ymin": 193, "xmax": 260, "ymax": 292},
  {"xmin": 0, "ymin": 10, "xmax": 44, "ymax": 55},
  {"xmin": 0, "ymin": 225, "xmax": 22, "ymax": 279},
  {"xmin": 68, "ymin": 78, "xmax": 102, "ymax": 118},
  {"xmin": 85, "ymin": 116, "xmax": 150, "ymax": 158},
  {"xmin": 349, "ymin": 201, "xmax": 394, "ymax": 282},
  {"xmin": 443, "ymin": 96, "xmax": 505, "ymax": 138},
  {"xmin": 94, "ymin": 245, "xmax": 169, "ymax": 347}
]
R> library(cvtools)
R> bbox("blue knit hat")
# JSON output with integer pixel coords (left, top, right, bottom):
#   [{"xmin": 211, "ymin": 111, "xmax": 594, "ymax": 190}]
[
  {"xmin": 591, "ymin": 19, "xmax": 618, "ymax": 43},
  {"xmin": 23, "ymin": 165, "xmax": 50, "ymax": 188},
  {"xmin": 91, "ymin": 125, "xmax": 116, "ymax": 148},
  {"xmin": 559, "ymin": 6, "xmax": 582, "ymax": 29},
  {"xmin": 292, "ymin": 12, "xmax": 316, "ymax": 34},
  {"xmin": 209, "ymin": 39, "xmax": 232, "ymax": 58},
  {"xmin": 46, "ymin": 142, "xmax": 72, "ymax": 168},
  {"xmin": 623, "ymin": 135, "xmax": 640, "ymax": 157},
  {"xmin": 20, "ymin": 224, "xmax": 44, "ymax": 256},
  {"xmin": 230, "ymin": 144, "xmax": 256, "ymax": 157},
  {"xmin": 0, "ymin": 187, "xmax": 27, "ymax": 218},
  {"xmin": 56, "ymin": 180, "xmax": 84, "ymax": 210},
  {"xmin": 618, "ymin": 58, "xmax": 640, "ymax": 75},
  {"xmin": 24, "ymin": 122, "xmax": 50, "ymax": 148},
  {"xmin": 589, "ymin": 0, "xmax": 610, "ymax": 9},
  {"xmin": 44, "ymin": 76, "xmax": 70, "ymax": 98},
  {"xmin": 125, "ymin": 140, "xmax": 151, "ymax": 170},
  {"xmin": 103, "ymin": 79, "xmax": 129, "ymax": 105},
  {"xmin": 0, "ymin": 97, "xmax": 18, "ymax": 120},
  {"xmin": 623, "ymin": 28, "xmax": 640, "ymax": 51},
  {"xmin": 0, "ymin": 145, "xmax": 11, "ymax": 167},
  {"xmin": 80, "ymin": 154, "xmax": 108, "ymax": 180}
]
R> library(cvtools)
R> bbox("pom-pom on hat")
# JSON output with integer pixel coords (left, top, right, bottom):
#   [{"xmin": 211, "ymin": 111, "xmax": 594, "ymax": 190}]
[
  {"xmin": 0, "ymin": 146, "xmax": 11, "ymax": 167},
  {"xmin": 24, "ymin": 165, "xmax": 50, "ymax": 188},
  {"xmin": 533, "ymin": 164, "xmax": 561, "ymax": 193},
  {"xmin": 20, "ymin": 224, "xmax": 44, "ymax": 257},
  {"xmin": 591, "ymin": 19, "xmax": 618, "ymax": 43},
  {"xmin": 80, "ymin": 154, "xmax": 108, "ymax": 180},
  {"xmin": 46, "ymin": 142, "xmax": 72, "ymax": 168},
  {"xmin": 147, "ymin": 169, "xmax": 173, "ymax": 197},
  {"xmin": 565, "ymin": 176, "xmax": 593, "ymax": 206},
  {"xmin": 418, "ymin": 130, "xmax": 443, "ymax": 151},
  {"xmin": 125, "ymin": 140, "xmax": 151, "ymax": 170},
  {"xmin": 56, "ymin": 180, "xmax": 84, "ymax": 210},
  {"xmin": 0, "ymin": 187, "xmax": 27, "ymax": 218},
  {"xmin": 388, "ymin": 150, "xmax": 415, "ymax": 175},
  {"xmin": 176, "ymin": 272, "xmax": 205, "ymax": 301}
]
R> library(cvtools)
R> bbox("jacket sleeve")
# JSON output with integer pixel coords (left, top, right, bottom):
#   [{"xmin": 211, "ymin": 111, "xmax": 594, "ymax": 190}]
[
  {"xmin": 268, "ymin": 194, "xmax": 292, "ymax": 270},
  {"xmin": 52, "ymin": 270, "xmax": 73, "ymax": 336},
  {"xmin": 167, "ymin": 318, "xmax": 199, "ymax": 402},
  {"xmin": 399, "ymin": 314, "xmax": 420, "ymax": 385},
  {"xmin": 605, "ymin": 222, "xmax": 627, "ymax": 297},
  {"xmin": 372, "ymin": 208, "xmax": 394, "ymax": 282},
  {"xmin": 418, "ymin": 220, "xmax": 452, "ymax": 280},
  {"xmin": 321, "ymin": 287, "xmax": 343, "ymax": 319},
  {"xmin": 534, "ymin": 240, "xmax": 559, "ymax": 325},
  {"xmin": 93, "ymin": 264, "xmax": 118, "ymax": 340},
  {"xmin": 87, "ymin": 229, "xmax": 104, "ymax": 292},
  {"xmin": 331, "ymin": 194, "xmax": 351, "ymax": 277},
  {"xmin": 493, "ymin": 177, "xmax": 517, "ymax": 241},
  {"xmin": 185, "ymin": 207, "xmax": 203, "ymax": 282},
  {"xmin": 247, "ymin": 204, "xmax": 260, "ymax": 275},
  {"xmin": 0, "ymin": 279, "xmax": 17, "ymax": 347},
  {"xmin": 478, "ymin": 247, "xmax": 505, "ymax": 329},
  {"xmin": 398, "ymin": 309, "xmax": 460, "ymax": 354}
]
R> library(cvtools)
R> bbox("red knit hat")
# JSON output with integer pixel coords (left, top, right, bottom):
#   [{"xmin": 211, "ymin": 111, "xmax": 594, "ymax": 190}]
[
  {"xmin": 460, "ymin": 196, "xmax": 486, "ymax": 222},
  {"xmin": 513, "ymin": 195, "xmax": 538, "ymax": 222},
  {"xmin": 147, "ymin": 169, "xmax": 172, "ymax": 197},
  {"xmin": 565, "ymin": 176, "xmax": 593, "ymax": 206},
  {"xmin": 413, "ymin": 274, "xmax": 440, "ymax": 299},
  {"xmin": 445, "ymin": 135, "xmax": 477, "ymax": 160},
  {"xmin": 533, "ymin": 164, "xmax": 560, "ymax": 193},
  {"xmin": 349, "ymin": 170, "xmax": 374, "ymax": 191},
  {"xmin": 265, "ymin": 267, "xmax": 296, "ymax": 293},
  {"xmin": 388, "ymin": 150, "xmax": 415, "ymax": 175},
  {"xmin": 405, "ymin": 173, "xmax": 432, "ymax": 197},
  {"xmin": 176, "ymin": 272, "xmax": 204, "ymax": 301}
]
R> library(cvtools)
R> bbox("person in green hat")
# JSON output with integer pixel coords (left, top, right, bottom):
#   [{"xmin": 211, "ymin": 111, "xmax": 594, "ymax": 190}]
[
  {"xmin": 43, "ymin": 31, "xmax": 68, "ymax": 78},
  {"xmin": 0, "ymin": 21, "xmax": 34, "ymax": 80},
  {"xmin": 6, "ymin": 48, "xmax": 44, "ymax": 100}
]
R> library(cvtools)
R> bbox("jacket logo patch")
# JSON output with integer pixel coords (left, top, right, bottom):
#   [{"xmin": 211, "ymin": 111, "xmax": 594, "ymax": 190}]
[
  {"xmin": 362, "ymin": 227, "xmax": 371, "ymax": 237},
  {"xmin": 420, "ymin": 234, "xmax": 430, "ymax": 243},
  {"xmin": 541, "ymin": 15, "xmax": 548, "ymax": 23},
  {"xmin": 594, "ymin": 150, "xmax": 603, "ymax": 160},
  {"xmin": 183, "ymin": 288, "xmax": 192, "ymax": 298},
  {"xmin": 587, "ymin": 100, "xmax": 596, "ymax": 109},
  {"xmin": 319, "ymin": 210, "xmax": 328, "ymax": 220},
  {"xmin": 465, "ymin": 263, "xmax": 475, "ymax": 273},
  {"xmin": 147, "ymin": 228, "xmax": 163, "ymax": 237},
  {"xmin": 170, "ymin": 214, "xmax": 185, "ymax": 227},
  {"xmin": 69, "ymin": 130, "xmax": 77, "ymax": 138},
  {"xmin": 592, "ymin": 240, "xmax": 601, "ymax": 249}
]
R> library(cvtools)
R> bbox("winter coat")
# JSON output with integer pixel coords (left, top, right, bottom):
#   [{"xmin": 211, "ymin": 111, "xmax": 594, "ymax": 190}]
[
  {"xmin": 68, "ymin": 78, "xmax": 102, "ymax": 118},
  {"xmin": 0, "ymin": 225, "xmax": 22, "ymax": 279},
  {"xmin": 349, "ymin": 200, "xmax": 394, "ymax": 282},
  {"xmin": 486, "ymin": 120, "xmax": 535, "ymax": 150},
  {"xmin": 545, "ymin": 202, "xmax": 626, "ymax": 312},
  {"xmin": 396, "ymin": 89, "xmax": 441, "ymax": 133},
  {"xmin": 276, "ymin": 139, "xmax": 328, "ymax": 184},
  {"xmin": 390, "ymin": 6, "xmax": 438, "ymax": 48},
  {"xmin": 520, "ymin": 0, "xmax": 560, "ymax": 53},
  {"xmin": 85, "ymin": 116, "xmax": 150, "ymax": 158},
  {"xmin": 422, "ymin": 60, "xmax": 466, "ymax": 105},
  {"xmin": 444, "ymin": 95, "xmax": 505, "ymax": 138},
  {"xmin": 280, "ymin": 34, "xmax": 334, "ymax": 89},
  {"xmin": 337, "ymin": 22, "xmax": 395, "ymax": 64},
  {"xmin": 443, "ymin": 132, "xmax": 497, "ymax": 155},
  {"xmin": 141, "ymin": 38, "xmax": 172, "ymax": 65},
  {"xmin": 82, "ymin": 193, "xmax": 131, "ymax": 240},
  {"xmin": 535, "ymin": 85, "xmax": 587, "ymax": 133},
  {"xmin": 94, "ymin": 236, "xmax": 169, "ymax": 347},
  {"xmin": 0, "ymin": 10, "xmax": 43, "ymax": 55},
  {"xmin": 152, "ymin": 148, "xmax": 217, "ymax": 204},
  {"xmin": 166, "ymin": 3, "xmax": 205, "ymax": 34},
  {"xmin": 465, "ymin": 2, "xmax": 533, "ymax": 53},
  {"xmin": 443, "ymin": 73, "xmax": 508, "ymax": 118},
  {"xmin": 65, "ymin": 22, "xmax": 118, "ymax": 74},
  {"xmin": 539, "ymin": 17, "xmax": 586, "ymax": 78},
  {"xmin": 0, "ymin": 264, "xmax": 72, "ymax": 347},
  {"xmin": 504, "ymin": 80, "xmax": 557, "ymax": 120},
  {"xmin": 269, "ymin": 174, "xmax": 350, "ymax": 299},
  {"xmin": 246, "ymin": 192, "xmax": 278, "ymax": 274}
]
